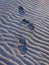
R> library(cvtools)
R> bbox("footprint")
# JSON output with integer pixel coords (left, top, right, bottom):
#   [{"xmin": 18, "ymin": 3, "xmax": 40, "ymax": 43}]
[
  {"xmin": 27, "ymin": 23, "xmax": 34, "ymax": 30},
  {"xmin": 17, "ymin": 45, "xmax": 27, "ymax": 55},
  {"xmin": 21, "ymin": 19, "xmax": 29, "ymax": 25},
  {"xmin": 19, "ymin": 37, "xmax": 26, "ymax": 45},
  {"xmin": 18, "ymin": 6, "xmax": 25, "ymax": 15}
]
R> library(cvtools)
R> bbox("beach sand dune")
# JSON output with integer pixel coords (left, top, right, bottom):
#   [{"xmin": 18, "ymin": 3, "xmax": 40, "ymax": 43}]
[{"xmin": 0, "ymin": 0, "xmax": 49, "ymax": 65}]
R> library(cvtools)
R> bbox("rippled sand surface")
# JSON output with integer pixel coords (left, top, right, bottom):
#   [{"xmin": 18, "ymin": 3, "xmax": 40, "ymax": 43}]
[{"xmin": 0, "ymin": 0, "xmax": 49, "ymax": 65}]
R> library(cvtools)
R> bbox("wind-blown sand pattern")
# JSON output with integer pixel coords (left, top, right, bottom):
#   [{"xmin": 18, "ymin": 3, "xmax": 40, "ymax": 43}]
[{"xmin": 0, "ymin": 0, "xmax": 49, "ymax": 65}]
